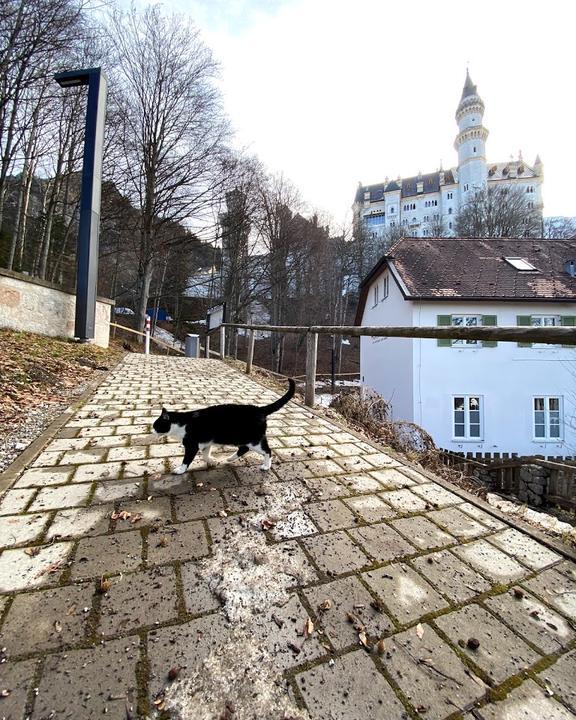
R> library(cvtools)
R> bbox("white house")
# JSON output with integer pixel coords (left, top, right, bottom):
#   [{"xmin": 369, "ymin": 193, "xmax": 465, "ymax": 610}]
[
  {"xmin": 356, "ymin": 237, "xmax": 576, "ymax": 457},
  {"xmin": 353, "ymin": 71, "xmax": 544, "ymax": 240}
]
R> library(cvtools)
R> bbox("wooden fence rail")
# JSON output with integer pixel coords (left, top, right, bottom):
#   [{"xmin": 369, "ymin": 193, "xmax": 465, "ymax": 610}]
[{"xmin": 222, "ymin": 322, "xmax": 576, "ymax": 407}]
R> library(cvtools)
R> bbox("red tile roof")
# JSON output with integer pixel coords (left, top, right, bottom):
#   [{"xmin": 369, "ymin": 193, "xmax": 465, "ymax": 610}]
[{"xmin": 355, "ymin": 237, "xmax": 576, "ymax": 323}]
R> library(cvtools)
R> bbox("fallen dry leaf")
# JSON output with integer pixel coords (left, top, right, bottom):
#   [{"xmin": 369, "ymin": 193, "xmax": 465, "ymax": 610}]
[
  {"xmin": 111, "ymin": 510, "xmax": 131, "ymax": 521},
  {"xmin": 66, "ymin": 604, "xmax": 77, "ymax": 616},
  {"xmin": 0, "ymin": 689, "xmax": 11, "ymax": 698},
  {"xmin": 260, "ymin": 519, "xmax": 275, "ymax": 530},
  {"xmin": 358, "ymin": 630, "xmax": 369, "ymax": 648},
  {"xmin": 304, "ymin": 617, "xmax": 315, "ymax": 638},
  {"xmin": 36, "ymin": 560, "xmax": 63, "ymax": 577},
  {"xmin": 130, "ymin": 513, "xmax": 144, "ymax": 524},
  {"xmin": 98, "ymin": 577, "xmax": 112, "ymax": 594},
  {"xmin": 149, "ymin": 473, "xmax": 162, "ymax": 482},
  {"xmin": 376, "ymin": 638, "xmax": 386, "ymax": 655},
  {"xmin": 53, "ymin": 620, "xmax": 62, "ymax": 633},
  {"xmin": 318, "ymin": 599, "xmax": 332, "ymax": 611},
  {"xmin": 416, "ymin": 623, "xmax": 424, "ymax": 639},
  {"xmin": 158, "ymin": 536, "xmax": 169, "ymax": 548},
  {"xmin": 167, "ymin": 666, "xmax": 181, "ymax": 681},
  {"xmin": 24, "ymin": 547, "xmax": 40, "ymax": 557}
]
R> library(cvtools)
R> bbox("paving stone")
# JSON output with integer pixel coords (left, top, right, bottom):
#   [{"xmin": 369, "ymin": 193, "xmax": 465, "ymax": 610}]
[
  {"xmin": 363, "ymin": 563, "xmax": 448, "ymax": 624},
  {"xmin": 349, "ymin": 522, "xmax": 416, "ymax": 563},
  {"xmin": 0, "ymin": 659, "xmax": 38, "ymax": 719},
  {"xmin": 112, "ymin": 423, "xmax": 149, "ymax": 436},
  {"xmin": 383, "ymin": 625, "xmax": 487, "ymax": 718},
  {"xmin": 306, "ymin": 500, "xmax": 357, "ymax": 531},
  {"xmin": 396, "ymin": 466, "xmax": 431, "ymax": 484},
  {"xmin": 453, "ymin": 539, "xmax": 529, "ymax": 583},
  {"xmin": 181, "ymin": 561, "xmax": 221, "ymax": 615},
  {"xmin": 233, "ymin": 465, "xmax": 281, "ymax": 485},
  {"xmin": 77, "ymin": 425, "xmax": 117, "ymax": 437},
  {"xmin": 369, "ymin": 468, "xmax": 415, "ymax": 489},
  {"xmin": 207, "ymin": 514, "xmax": 256, "ymax": 544},
  {"xmin": 522, "ymin": 562, "xmax": 576, "ymax": 620},
  {"xmin": 71, "ymin": 531, "xmax": 142, "ymax": 580},
  {"xmin": 73, "ymin": 461, "xmax": 123, "ymax": 483},
  {"xmin": 149, "ymin": 443, "xmax": 182, "ymax": 458},
  {"xmin": 304, "ymin": 575, "xmax": 393, "ymax": 650},
  {"xmin": 59, "ymin": 448, "xmax": 108, "ymax": 465},
  {"xmin": 474, "ymin": 679, "xmax": 574, "ymax": 720},
  {"xmin": 296, "ymin": 650, "xmax": 405, "ymax": 720},
  {"xmin": 302, "ymin": 459, "xmax": 346, "ymax": 476},
  {"xmin": 147, "ymin": 613, "xmax": 231, "ymax": 697},
  {"xmin": 14, "ymin": 465, "xmax": 75, "ymax": 488},
  {"xmin": 330, "ymin": 442, "xmax": 364, "ymax": 456},
  {"xmin": 0, "ymin": 512, "xmax": 50, "ymax": 548},
  {"xmin": 32, "ymin": 637, "xmax": 139, "ymax": 719},
  {"xmin": 411, "ymin": 483, "xmax": 462, "ymax": 507},
  {"xmin": 434, "ymin": 604, "xmax": 540, "ymax": 685},
  {"xmin": 173, "ymin": 489, "xmax": 224, "ymax": 521},
  {"xmin": 270, "ymin": 510, "xmax": 319, "ymax": 540},
  {"xmin": 120, "ymin": 458, "xmax": 167, "ymax": 478},
  {"xmin": 32, "ymin": 450, "xmax": 64, "ymax": 467},
  {"xmin": 427, "ymin": 506, "xmax": 490, "ymax": 539},
  {"xmin": 0, "ymin": 488, "xmax": 35, "ymax": 515},
  {"xmin": 46, "ymin": 506, "xmax": 112, "ymax": 540},
  {"xmin": 0, "ymin": 583, "xmax": 93, "ymax": 655},
  {"xmin": 150, "ymin": 474, "xmax": 193, "ymax": 495},
  {"xmin": 45, "ymin": 438, "xmax": 90, "ymax": 451},
  {"xmin": 343, "ymin": 494, "xmax": 396, "ymax": 522},
  {"xmin": 190, "ymin": 466, "xmax": 239, "ymax": 488},
  {"xmin": 392, "ymin": 516, "xmax": 455, "ymax": 550},
  {"xmin": 333, "ymin": 456, "xmax": 375, "ymax": 473},
  {"xmin": 252, "ymin": 593, "xmax": 326, "ymax": 670},
  {"xmin": 303, "ymin": 531, "xmax": 370, "ymax": 576},
  {"xmin": 106, "ymin": 446, "xmax": 148, "ymax": 461},
  {"xmin": 363, "ymin": 452, "xmax": 401, "ymax": 468},
  {"xmin": 487, "ymin": 528, "xmax": 562, "ymax": 570},
  {"xmin": 381, "ymin": 488, "xmax": 428, "ymax": 512},
  {"xmin": 93, "ymin": 480, "xmax": 143, "ymax": 504},
  {"xmin": 99, "ymin": 566, "xmax": 179, "ymax": 635},
  {"xmin": 538, "ymin": 649, "xmax": 576, "ymax": 713},
  {"xmin": 412, "ymin": 549, "xmax": 491, "ymax": 603},
  {"xmin": 338, "ymin": 473, "xmax": 384, "ymax": 493},
  {"xmin": 272, "ymin": 461, "xmax": 314, "ymax": 481},
  {"xmin": 304, "ymin": 476, "xmax": 345, "ymax": 499},
  {"xmin": 0, "ymin": 542, "xmax": 72, "ymax": 592},
  {"xmin": 485, "ymin": 588, "xmax": 575, "ymax": 654},
  {"xmin": 29, "ymin": 483, "xmax": 91, "ymax": 511},
  {"xmin": 146, "ymin": 520, "xmax": 209, "ymax": 565},
  {"xmin": 116, "ymin": 497, "xmax": 172, "ymax": 527}
]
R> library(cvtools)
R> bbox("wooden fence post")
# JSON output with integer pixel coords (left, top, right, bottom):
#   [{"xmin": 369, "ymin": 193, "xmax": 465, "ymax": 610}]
[
  {"xmin": 205, "ymin": 334, "xmax": 210, "ymax": 359},
  {"xmin": 305, "ymin": 332, "xmax": 318, "ymax": 407},
  {"xmin": 219, "ymin": 325, "xmax": 225, "ymax": 360},
  {"xmin": 246, "ymin": 329, "xmax": 255, "ymax": 374}
]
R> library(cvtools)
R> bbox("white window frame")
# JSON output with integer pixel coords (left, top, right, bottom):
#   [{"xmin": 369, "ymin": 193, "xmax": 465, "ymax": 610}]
[
  {"xmin": 381, "ymin": 275, "xmax": 389, "ymax": 300},
  {"xmin": 530, "ymin": 315, "xmax": 561, "ymax": 348},
  {"xmin": 533, "ymin": 396, "xmax": 563, "ymax": 441},
  {"xmin": 372, "ymin": 283, "xmax": 379, "ymax": 307},
  {"xmin": 504, "ymin": 257, "xmax": 537, "ymax": 271},
  {"xmin": 451, "ymin": 315, "xmax": 482, "ymax": 346},
  {"xmin": 453, "ymin": 395, "xmax": 483, "ymax": 440}
]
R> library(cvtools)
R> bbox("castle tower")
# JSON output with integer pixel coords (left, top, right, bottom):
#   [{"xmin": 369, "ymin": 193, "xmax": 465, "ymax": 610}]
[{"xmin": 454, "ymin": 70, "xmax": 489, "ymax": 200}]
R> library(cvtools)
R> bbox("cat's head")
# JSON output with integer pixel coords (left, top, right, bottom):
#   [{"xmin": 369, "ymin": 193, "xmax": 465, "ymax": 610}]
[{"xmin": 152, "ymin": 408, "xmax": 171, "ymax": 434}]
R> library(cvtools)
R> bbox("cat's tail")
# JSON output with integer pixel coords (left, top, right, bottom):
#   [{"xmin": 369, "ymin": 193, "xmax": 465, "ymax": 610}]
[{"xmin": 260, "ymin": 378, "xmax": 296, "ymax": 416}]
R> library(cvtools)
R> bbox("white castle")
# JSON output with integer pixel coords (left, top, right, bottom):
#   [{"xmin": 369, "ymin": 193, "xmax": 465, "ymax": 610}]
[{"xmin": 353, "ymin": 71, "xmax": 543, "ymax": 239}]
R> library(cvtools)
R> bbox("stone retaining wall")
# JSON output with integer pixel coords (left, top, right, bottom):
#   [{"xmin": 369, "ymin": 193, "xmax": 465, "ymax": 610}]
[{"xmin": 0, "ymin": 268, "xmax": 112, "ymax": 348}]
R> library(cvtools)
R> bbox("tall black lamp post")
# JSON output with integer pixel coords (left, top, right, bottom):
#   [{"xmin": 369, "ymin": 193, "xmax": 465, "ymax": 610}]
[{"xmin": 54, "ymin": 67, "xmax": 107, "ymax": 342}]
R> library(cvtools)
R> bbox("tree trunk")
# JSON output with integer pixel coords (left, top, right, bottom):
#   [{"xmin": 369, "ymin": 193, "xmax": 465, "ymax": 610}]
[{"xmin": 136, "ymin": 258, "xmax": 154, "ymax": 340}]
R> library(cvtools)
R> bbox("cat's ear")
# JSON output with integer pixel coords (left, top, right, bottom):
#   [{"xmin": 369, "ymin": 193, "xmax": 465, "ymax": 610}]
[{"xmin": 161, "ymin": 407, "xmax": 169, "ymax": 418}]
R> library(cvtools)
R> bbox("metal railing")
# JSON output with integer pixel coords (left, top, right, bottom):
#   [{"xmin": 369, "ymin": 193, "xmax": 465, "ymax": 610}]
[{"xmin": 221, "ymin": 322, "xmax": 576, "ymax": 407}]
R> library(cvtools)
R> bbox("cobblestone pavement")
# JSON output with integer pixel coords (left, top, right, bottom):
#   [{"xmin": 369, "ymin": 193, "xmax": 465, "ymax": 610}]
[{"xmin": 0, "ymin": 355, "xmax": 575, "ymax": 720}]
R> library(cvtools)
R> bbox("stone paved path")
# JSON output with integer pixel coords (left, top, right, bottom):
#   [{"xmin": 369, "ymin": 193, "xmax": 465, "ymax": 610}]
[{"xmin": 0, "ymin": 355, "xmax": 575, "ymax": 720}]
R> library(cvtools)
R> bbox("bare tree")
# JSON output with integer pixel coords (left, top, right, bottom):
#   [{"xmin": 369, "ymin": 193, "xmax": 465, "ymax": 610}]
[
  {"xmin": 107, "ymin": 5, "xmax": 230, "ymax": 335},
  {"xmin": 455, "ymin": 184, "xmax": 542, "ymax": 238},
  {"xmin": 543, "ymin": 216, "xmax": 576, "ymax": 240}
]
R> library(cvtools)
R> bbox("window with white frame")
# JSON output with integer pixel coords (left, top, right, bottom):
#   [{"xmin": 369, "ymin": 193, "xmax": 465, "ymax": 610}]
[
  {"xmin": 372, "ymin": 283, "xmax": 379, "ymax": 307},
  {"xmin": 453, "ymin": 396, "xmax": 482, "ymax": 439},
  {"xmin": 533, "ymin": 397, "xmax": 562, "ymax": 440},
  {"xmin": 531, "ymin": 315, "xmax": 560, "ymax": 347},
  {"xmin": 451, "ymin": 315, "xmax": 482, "ymax": 346},
  {"xmin": 381, "ymin": 275, "xmax": 389, "ymax": 300}
]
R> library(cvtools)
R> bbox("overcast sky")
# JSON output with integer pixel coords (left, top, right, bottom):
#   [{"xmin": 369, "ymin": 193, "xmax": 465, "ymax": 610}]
[{"xmin": 152, "ymin": 0, "xmax": 575, "ymax": 225}]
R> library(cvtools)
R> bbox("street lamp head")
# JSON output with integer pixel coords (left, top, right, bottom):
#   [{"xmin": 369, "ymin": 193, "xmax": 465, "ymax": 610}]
[{"xmin": 54, "ymin": 67, "xmax": 102, "ymax": 88}]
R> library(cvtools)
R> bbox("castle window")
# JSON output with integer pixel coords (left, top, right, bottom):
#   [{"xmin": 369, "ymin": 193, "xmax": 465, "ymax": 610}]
[
  {"xmin": 449, "ymin": 222, "xmax": 452, "ymax": 229},
  {"xmin": 447, "ymin": 192, "xmax": 453, "ymax": 200},
  {"xmin": 448, "ymin": 208, "xmax": 453, "ymax": 215},
  {"xmin": 473, "ymin": 146, "xmax": 477, "ymax": 153},
  {"xmin": 390, "ymin": 207, "xmax": 395, "ymax": 214},
  {"xmin": 464, "ymin": 183, "xmax": 469, "ymax": 191}
]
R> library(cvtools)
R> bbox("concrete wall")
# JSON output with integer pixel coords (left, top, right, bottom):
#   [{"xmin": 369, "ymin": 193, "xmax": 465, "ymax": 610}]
[{"xmin": 0, "ymin": 268, "xmax": 112, "ymax": 348}]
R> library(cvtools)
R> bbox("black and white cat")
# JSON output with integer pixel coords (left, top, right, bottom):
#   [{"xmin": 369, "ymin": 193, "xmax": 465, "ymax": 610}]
[{"xmin": 152, "ymin": 379, "xmax": 295, "ymax": 474}]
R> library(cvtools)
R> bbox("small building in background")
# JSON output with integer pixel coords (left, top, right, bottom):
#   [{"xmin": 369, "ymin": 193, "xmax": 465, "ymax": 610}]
[{"xmin": 355, "ymin": 237, "xmax": 576, "ymax": 457}]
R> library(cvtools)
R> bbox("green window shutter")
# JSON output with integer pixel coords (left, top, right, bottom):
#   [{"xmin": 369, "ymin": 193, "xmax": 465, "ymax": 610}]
[
  {"xmin": 560, "ymin": 316, "xmax": 576, "ymax": 347},
  {"xmin": 517, "ymin": 314, "xmax": 532, "ymax": 348},
  {"xmin": 437, "ymin": 314, "xmax": 452, "ymax": 347},
  {"xmin": 481, "ymin": 315, "xmax": 498, "ymax": 347}
]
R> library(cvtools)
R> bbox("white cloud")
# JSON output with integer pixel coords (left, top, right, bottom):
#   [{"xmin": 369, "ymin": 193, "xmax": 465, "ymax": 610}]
[{"xmin": 153, "ymin": 0, "xmax": 576, "ymax": 223}]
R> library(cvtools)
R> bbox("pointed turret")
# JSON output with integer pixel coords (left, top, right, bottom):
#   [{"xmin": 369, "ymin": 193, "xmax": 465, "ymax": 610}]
[
  {"xmin": 456, "ymin": 69, "xmax": 485, "ymax": 118},
  {"xmin": 534, "ymin": 154, "xmax": 543, "ymax": 176},
  {"xmin": 454, "ymin": 70, "xmax": 489, "ymax": 197}
]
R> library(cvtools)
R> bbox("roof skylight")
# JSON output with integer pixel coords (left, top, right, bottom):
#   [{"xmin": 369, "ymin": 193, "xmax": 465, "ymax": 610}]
[{"xmin": 503, "ymin": 257, "xmax": 538, "ymax": 271}]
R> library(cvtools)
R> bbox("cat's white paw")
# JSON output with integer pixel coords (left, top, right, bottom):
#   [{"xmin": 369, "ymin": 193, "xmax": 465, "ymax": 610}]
[
  {"xmin": 172, "ymin": 464, "xmax": 188, "ymax": 475},
  {"xmin": 259, "ymin": 460, "xmax": 272, "ymax": 471}
]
